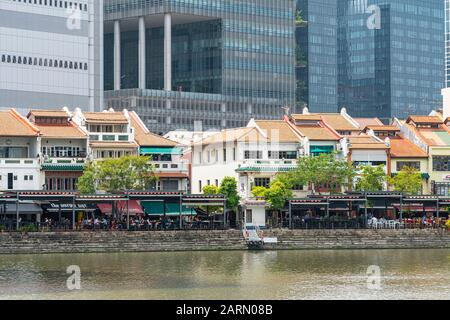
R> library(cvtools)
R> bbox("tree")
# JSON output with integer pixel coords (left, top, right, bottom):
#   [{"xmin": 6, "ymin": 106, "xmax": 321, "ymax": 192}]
[
  {"xmin": 203, "ymin": 185, "xmax": 220, "ymax": 196},
  {"xmin": 355, "ymin": 165, "xmax": 387, "ymax": 192},
  {"xmin": 265, "ymin": 180, "xmax": 293, "ymax": 212},
  {"xmin": 202, "ymin": 185, "xmax": 221, "ymax": 217},
  {"xmin": 289, "ymin": 153, "xmax": 356, "ymax": 194},
  {"xmin": 77, "ymin": 155, "xmax": 156, "ymax": 194},
  {"xmin": 252, "ymin": 186, "xmax": 268, "ymax": 197},
  {"xmin": 219, "ymin": 177, "xmax": 240, "ymax": 211},
  {"xmin": 389, "ymin": 166, "xmax": 422, "ymax": 195}
]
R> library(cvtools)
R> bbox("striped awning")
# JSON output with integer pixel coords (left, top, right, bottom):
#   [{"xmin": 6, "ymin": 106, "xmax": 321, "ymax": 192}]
[
  {"xmin": 140, "ymin": 147, "xmax": 183, "ymax": 155},
  {"xmin": 236, "ymin": 166, "xmax": 296, "ymax": 173},
  {"xmin": 41, "ymin": 164, "xmax": 85, "ymax": 171}
]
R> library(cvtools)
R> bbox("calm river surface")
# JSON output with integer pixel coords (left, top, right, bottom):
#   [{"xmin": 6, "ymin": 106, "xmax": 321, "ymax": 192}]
[{"xmin": 0, "ymin": 249, "xmax": 449, "ymax": 300}]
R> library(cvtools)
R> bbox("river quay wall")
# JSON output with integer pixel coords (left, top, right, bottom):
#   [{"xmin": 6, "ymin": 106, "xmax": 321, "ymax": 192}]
[{"xmin": 0, "ymin": 229, "xmax": 449, "ymax": 254}]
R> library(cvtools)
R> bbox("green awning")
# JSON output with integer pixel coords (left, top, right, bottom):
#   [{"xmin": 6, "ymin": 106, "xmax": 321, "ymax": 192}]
[
  {"xmin": 236, "ymin": 166, "xmax": 296, "ymax": 173},
  {"xmin": 310, "ymin": 145, "xmax": 334, "ymax": 154},
  {"xmin": 140, "ymin": 147, "xmax": 183, "ymax": 155},
  {"xmin": 41, "ymin": 164, "xmax": 85, "ymax": 171},
  {"xmin": 141, "ymin": 201, "xmax": 196, "ymax": 216}
]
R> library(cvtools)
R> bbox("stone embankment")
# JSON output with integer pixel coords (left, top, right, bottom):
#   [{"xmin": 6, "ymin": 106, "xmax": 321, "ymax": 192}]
[{"xmin": 0, "ymin": 229, "xmax": 448, "ymax": 254}]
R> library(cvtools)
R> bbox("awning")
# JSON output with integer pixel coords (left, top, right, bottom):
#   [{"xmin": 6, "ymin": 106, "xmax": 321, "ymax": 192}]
[
  {"xmin": 41, "ymin": 164, "xmax": 85, "ymax": 171},
  {"xmin": 140, "ymin": 147, "xmax": 183, "ymax": 155},
  {"xmin": 236, "ymin": 166, "xmax": 296, "ymax": 173},
  {"xmin": 310, "ymin": 145, "xmax": 334, "ymax": 154},
  {"xmin": 141, "ymin": 201, "xmax": 196, "ymax": 216},
  {"xmin": 97, "ymin": 200, "xmax": 144, "ymax": 216},
  {"xmin": 42, "ymin": 203, "xmax": 97, "ymax": 212},
  {"xmin": 2, "ymin": 203, "xmax": 43, "ymax": 215}
]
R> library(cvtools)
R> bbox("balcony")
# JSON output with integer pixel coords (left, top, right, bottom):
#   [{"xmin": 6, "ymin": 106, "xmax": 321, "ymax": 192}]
[
  {"xmin": 0, "ymin": 158, "xmax": 39, "ymax": 166},
  {"xmin": 152, "ymin": 161, "xmax": 188, "ymax": 173},
  {"xmin": 89, "ymin": 134, "xmax": 131, "ymax": 143},
  {"xmin": 41, "ymin": 157, "xmax": 86, "ymax": 172},
  {"xmin": 237, "ymin": 159, "xmax": 297, "ymax": 174}
]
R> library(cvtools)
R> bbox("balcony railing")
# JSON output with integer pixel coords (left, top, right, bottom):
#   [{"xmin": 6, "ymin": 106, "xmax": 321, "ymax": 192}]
[
  {"xmin": 152, "ymin": 161, "xmax": 188, "ymax": 172},
  {"xmin": 90, "ymin": 134, "xmax": 131, "ymax": 142},
  {"xmin": 0, "ymin": 158, "xmax": 39, "ymax": 166}
]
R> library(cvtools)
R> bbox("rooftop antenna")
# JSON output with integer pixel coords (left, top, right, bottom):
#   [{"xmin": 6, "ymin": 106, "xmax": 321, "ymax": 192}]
[{"xmin": 281, "ymin": 106, "xmax": 290, "ymax": 116}]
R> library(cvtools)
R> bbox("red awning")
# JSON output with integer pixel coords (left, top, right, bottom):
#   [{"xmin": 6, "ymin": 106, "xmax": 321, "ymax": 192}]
[{"xmin": 97, "ymin": 200, "xmax": 144, "ymax": 216}]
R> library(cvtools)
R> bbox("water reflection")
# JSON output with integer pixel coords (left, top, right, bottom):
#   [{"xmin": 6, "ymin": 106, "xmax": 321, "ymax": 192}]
[{"xmin": 0, "ymin": 249, "xmax": 449, "ymax": 300}]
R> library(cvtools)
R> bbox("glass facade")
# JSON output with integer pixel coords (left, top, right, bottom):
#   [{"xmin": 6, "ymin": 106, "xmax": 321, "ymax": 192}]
[
  {"xmin": 296, "ymin": 0, "xmax": 338, "ymax": 113},
  {"xmin": 103, "ymin": 0, "xmax": 296, "ymax": 133},
  {"xmin": 446, "ymin": 0, "xmax": 450, "ymax": 87},
  {"xmin": 337, "ymin": 0, "xmax": 444, "ymax": 120}
]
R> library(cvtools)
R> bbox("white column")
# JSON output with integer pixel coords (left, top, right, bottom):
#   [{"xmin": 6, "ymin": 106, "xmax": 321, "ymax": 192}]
[
  {"xmin": 138, "ymin": 17, "xmax": 146, "ymax": 90},
  {"xmin": 164, "ymin": 13, "xmax": 172, "ymax": 91},
  {"xmin": 114, "ymin": 20, "xmax": 121, "ymax": 91}
]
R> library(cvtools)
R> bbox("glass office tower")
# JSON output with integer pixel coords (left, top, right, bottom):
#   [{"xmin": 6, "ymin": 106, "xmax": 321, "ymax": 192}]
[
  {"xmin": 296, "ymin": 0, "xmax": 338, "ymax": 113},
  {"xmin": 446, "ymin": 0, "xmax": 450, "ymax": 88},
  {"xmin": 338, "ymin": 0, "xmax": 444, "ymax": 120},
  {"xmin": 103, "ymin": 0, "xmax": 296, "ymax": 133}
]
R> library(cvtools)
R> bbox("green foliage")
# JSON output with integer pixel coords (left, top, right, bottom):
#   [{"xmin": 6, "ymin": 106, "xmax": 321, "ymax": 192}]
[
  {"xmin": 295, "ymin": 9, "xmax": 307, "ymax": 26},
  {"xmin": 219, "ymin": 177, "xmax": 241, "ymax": 211},
  {"xmin": 355, "ymin": 165, "xmax": 387, "ymax": 192},
  {"xmin": 19, "ymin": 224, "xmax": 38, "ymax": 233},
  {"xmin": 445, "ymin": 219, "xmax": 450, "ymax": 230},
  {"xmin": 289, "ymin": 153, "xmax": 355, "ymax": 193},
  {"xmin": 265, "ymin": 180, "xmax": 293, "ymax": 211},
  {"xmin": 251, "ymin": 174, "xmax": 293, "ymax": 211},
  {"xmin": 202, "ymin": 184, "xmax": 221, "ymax": 215},
  {"xmin": 77, "ymin": 155, "xmax": 157, "ymax": 194},
  {"xmin": 389, "ymin": 166, "xmax": 422, "ymax": 195},
  {"xmin": 202, "ymin": 185, "xmax": 220, "ymax": 195},
  {"xmin": 251, "ymin": 186, "xmax": 268, "ymax": 198}
]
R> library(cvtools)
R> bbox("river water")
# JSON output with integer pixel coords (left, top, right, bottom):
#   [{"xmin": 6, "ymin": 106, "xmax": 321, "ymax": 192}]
[{"xmin": 0, "ymin": 249, "xmax": 449, "ymax": 300}]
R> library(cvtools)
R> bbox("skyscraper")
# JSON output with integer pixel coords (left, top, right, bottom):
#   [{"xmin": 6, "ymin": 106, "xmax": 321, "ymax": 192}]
[
  {"xmin": 296, "ymin": 0, "xmax": 444, "ymax": 120},
  {"xmin": 0, "ymin": 0, "xmax": 104, "ymax": 113},
  {"xmin": 103, "ymin": 0, "xmax": 296, "ymax": 134},
  {"xmin": 446, "ymin": 0, "xmax": 450, "ymax": 88},
  {"xmin": 295, "ymin": 0, "xmax": 338, "ymax": 113},
  {"xmin": 338, "ymin": 0, "xmax": 444, "ymax": 120}
]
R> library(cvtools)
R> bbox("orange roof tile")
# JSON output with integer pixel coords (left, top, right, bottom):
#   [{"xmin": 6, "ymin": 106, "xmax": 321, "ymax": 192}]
[
  {"xmin": 291, "ymin": 114, "xmax": 323, "ymax": 121},
  {"xmin": 364, "ymin": 125, "xmax": 400, "ymax": 132},
  {"xmin": 407, "ymin": 116, "xmax": 442, "ymax": 124},
  {"xmin": 295, "ymin": 125, "xmax": 340, "ymax": 141},
  {"xmin": 0, "ymin": 110, "xmax": 39, "ymax": 137},
  {"xmin": 84, "ymin": 112, "xmax": 129, "ymax": 124},
  {"xmin": 389, "ymin": 137, "xmax": 428, "ymax": 158},
  {"xmin": 319, "ymin": 114, "xmax": 360, "ymax": 131},
  {"xmin": 35, "ymin": 123, "xmax": 87, "ymax": 139},
  {"xmin": 28, "ymin": 110, "xmax": 70, "ymax": 118},
  {"xmin": 129, "ymin": 112, "xmax": 177, "ymax": 147},
  {"xmin": 195, "ymin": 127, "xmax": 258, "ymax": 146},
  {"xmin": 255, "ymin": 120, "xmax": 301, "ymax": 142},
  {"xmin": 348, "ymin": 136, "xmax": 388, "ymax": 150},
  {"xmin": 354, "ymin": 118, "xmax": 384, "ymax": 129}
]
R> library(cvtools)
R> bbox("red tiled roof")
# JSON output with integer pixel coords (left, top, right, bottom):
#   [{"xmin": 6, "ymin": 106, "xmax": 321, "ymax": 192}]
[{"xmin": 389, "ymin": 137, "xmax": 428, "ymax": 158}]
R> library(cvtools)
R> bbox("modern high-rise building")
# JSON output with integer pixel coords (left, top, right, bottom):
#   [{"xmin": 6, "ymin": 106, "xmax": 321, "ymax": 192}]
[
  {"xmin": 103, "ymin": 0, "xmax": 296, "ymax": 134},
  {"xmin": 295, "ymin": 0, "xmax": 338, "ymax": 113},
  {"xmin": 0, "ymin": 0, "xmax": 104, "ymax": 113},
  {"xmin": 446, "ymin": 0, "xmax": 450, "ymax": 88},
  {"xmin": 338, "ymin": 0, "xmax": 444, "ymax": 121},
  {"xmin": 296, "ymin": 0, "xmax": 444, "ymax": 121}
]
